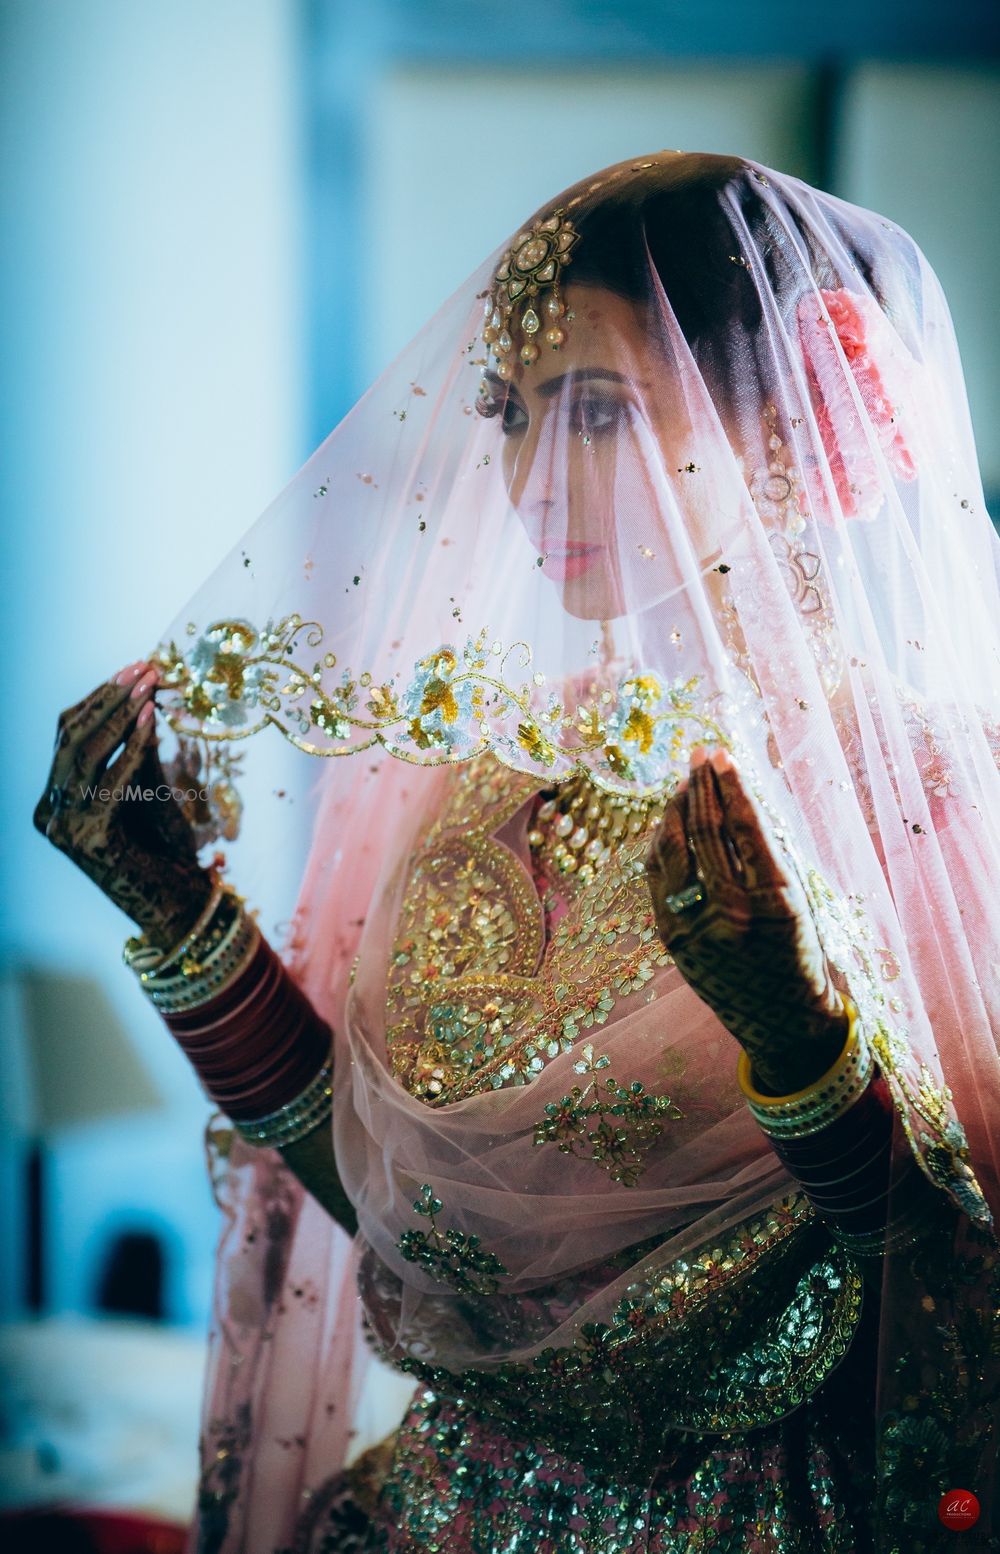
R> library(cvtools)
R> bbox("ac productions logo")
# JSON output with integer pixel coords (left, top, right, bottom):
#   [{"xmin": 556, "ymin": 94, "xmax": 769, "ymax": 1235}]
[{"xmin": 938, "ymin": 1489, "xmax": 980, "ymax": 1531}]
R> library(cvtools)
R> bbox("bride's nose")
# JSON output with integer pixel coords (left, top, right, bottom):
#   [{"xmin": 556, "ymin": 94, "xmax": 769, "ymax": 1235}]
[{"xmin": 519, "ymin": 497, "xmax": 558, "ymax": 546}]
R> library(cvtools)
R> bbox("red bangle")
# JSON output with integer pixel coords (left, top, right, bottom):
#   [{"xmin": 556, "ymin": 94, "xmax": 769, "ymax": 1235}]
[
  {"xmin": 171, "ymin": 957, "xmax": 288, "ymax": 1050},
  {"xmin": 162, "ymin": 936, "xmax": 275, "ymax": 1032},
  {"xmin": 766, "ymin": 1067, "xmax": 924, "ymax": 1235},
  {"xmin": 158, "ymin": 934, "xmax": 332, "ymax": 1120}
]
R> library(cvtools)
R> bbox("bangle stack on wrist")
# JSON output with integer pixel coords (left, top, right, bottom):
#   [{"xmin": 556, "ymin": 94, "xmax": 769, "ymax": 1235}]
[
  {"xmin": 124, "ymin": 884, "xmax": 260, "ymax": 1012},
  {"xmin": 736, "ymin": 995, "xmax": 873, "ymax": 1138},
  {"xmin": 737, "ymin": 994, "xmax": 939, "ymax": 1259},
  {"xmin": 124, "ymin": 878, "xmax": 334, "ymax": 1149},
  {"xmin": 231, "ymin": 1062, "xmax": 334, "ymax": 1148}
]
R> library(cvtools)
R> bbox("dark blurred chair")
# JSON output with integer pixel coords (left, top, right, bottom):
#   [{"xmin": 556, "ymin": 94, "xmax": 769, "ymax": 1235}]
[{"xmin": 94, "ymin": 1231, "xmax": 167, "ymax": 1322}]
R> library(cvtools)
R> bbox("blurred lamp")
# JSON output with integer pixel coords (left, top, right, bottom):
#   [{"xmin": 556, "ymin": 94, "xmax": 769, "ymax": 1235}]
[{"xmin": 4, "ymin": 966, "xmax": 163, "ymax": 1312}]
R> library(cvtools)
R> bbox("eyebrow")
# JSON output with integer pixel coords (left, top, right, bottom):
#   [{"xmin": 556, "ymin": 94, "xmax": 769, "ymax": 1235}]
[
  {"xmin": 535, "ymin": 367, "xmax": 630, "ymax": 399},
  {"xmin": 482, "ymin": 366, "xmax": 630, "ymax": 401}
]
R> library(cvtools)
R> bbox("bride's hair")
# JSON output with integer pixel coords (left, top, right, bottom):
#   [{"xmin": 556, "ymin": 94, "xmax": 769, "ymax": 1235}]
[{"xmin": 538, "ymin": 153, "xmax": 920, "ymax": 413}]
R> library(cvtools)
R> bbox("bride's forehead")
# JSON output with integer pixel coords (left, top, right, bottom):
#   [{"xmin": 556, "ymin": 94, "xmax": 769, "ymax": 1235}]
[{"xmin": 501, "ymin": 287, "xmax": 648, "ymax": 395}]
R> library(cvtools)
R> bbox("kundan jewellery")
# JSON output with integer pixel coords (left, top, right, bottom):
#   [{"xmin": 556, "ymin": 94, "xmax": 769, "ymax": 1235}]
[{"xmin": 483, "ymin": 207, "xmax": 579, "ymax": 377}]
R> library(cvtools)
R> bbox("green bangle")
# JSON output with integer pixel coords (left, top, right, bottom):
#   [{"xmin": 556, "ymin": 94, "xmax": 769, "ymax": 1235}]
[{"xmin": 232, "ymin": 1062, "xmax": 334, "ymax": 1148}]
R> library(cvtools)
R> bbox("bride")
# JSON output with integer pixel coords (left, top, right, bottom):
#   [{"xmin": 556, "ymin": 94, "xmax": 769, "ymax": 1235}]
[{"xmin": 35, "ymin": 152, "xmax": 1000, "ymax": 1552}]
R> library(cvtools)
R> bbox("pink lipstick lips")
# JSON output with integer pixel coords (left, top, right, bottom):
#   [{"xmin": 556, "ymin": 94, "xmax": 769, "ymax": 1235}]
[{"xmin": 540, "ymin": 542, "xmax": 605, "ymax": 582}]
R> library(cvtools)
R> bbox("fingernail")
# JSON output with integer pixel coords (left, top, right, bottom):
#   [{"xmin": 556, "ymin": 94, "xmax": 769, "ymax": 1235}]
[
  {"xmin": 711, "ymin": 749, "xmax": 730, "ymax": 772},
  {"xmin": 136, "ymin": 701, "xmax": 155, "ymax": 727},
  {"xmin": 114, "ymin": 660, "xmax": 146, "ymax": 686},
  {"xmin": 689, "ymin": 745, "xmax": 708, "ymax": 768},
  {"xmin": 129, "ymin": 669, "xmax": 157, "ymax": 700}
]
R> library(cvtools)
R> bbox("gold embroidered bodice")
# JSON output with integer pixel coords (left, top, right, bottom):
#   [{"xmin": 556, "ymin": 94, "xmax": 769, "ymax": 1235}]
[{"xmin": 386, "ymin": 756, "xmax": 674, "ymax": 1108}]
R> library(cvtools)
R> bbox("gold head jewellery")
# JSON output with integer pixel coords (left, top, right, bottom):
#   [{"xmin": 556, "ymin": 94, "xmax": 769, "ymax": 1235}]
[{"xmin": 483, "ymin": 207, "xmax": 579, "ymax": 378}]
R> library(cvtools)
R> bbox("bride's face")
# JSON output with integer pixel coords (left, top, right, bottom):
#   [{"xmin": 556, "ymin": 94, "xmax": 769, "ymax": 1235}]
[{"xmin": 478, "ymin": 285, "xmax": 711, "ymax": 620}]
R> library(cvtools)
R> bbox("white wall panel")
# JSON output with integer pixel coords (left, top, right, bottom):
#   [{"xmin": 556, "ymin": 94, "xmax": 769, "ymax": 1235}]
[
  {"xmin": 362, "ymin": 63, "xmax": 815, "ymax": 378},
  {"xmin": 838, "ymin": 64, "xmax": 1000, "ymax": 491}
]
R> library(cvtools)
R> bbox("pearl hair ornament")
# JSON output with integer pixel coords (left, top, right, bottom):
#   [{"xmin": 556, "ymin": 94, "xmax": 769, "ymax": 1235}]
[{"xmin": 483, "ymin": 208, "xmax": 579, "ymax": 379}]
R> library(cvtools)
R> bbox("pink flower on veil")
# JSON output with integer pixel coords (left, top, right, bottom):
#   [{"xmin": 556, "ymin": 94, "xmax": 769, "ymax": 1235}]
[
  {"xmin": 822, "ymin": 288, "xmax": 867, "ymax": 364},
  {"xmin": 797, "ymin": 286, "xmax": 917, "ymax": 522}
]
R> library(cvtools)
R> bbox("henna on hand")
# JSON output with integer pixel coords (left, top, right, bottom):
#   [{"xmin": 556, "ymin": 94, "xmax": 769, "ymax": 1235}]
[
  {"xmin": 646, "ymin": 746, "xmax": 849, "ymax": 1096},
  {"xmin": 34, "ymin": 660, "xmax": 214, "ymax": 944}
]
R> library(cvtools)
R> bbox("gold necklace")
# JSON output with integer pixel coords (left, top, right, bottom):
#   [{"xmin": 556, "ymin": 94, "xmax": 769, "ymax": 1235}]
[{"xmin": 527, "ymin": 772, "xmax": 663, "ymax": 887}]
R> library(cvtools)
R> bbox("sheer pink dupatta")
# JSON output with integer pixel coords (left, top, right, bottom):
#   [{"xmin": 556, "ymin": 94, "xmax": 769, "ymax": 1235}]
[{"xmin": 190, "ymin": 761, "xmax": 421, "ymax": 1554}]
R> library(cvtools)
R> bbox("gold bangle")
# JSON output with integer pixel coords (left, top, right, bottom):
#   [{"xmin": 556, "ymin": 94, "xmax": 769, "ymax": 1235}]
[
  {"xmin": 152, "ymin": 874, "xmax": 227, "ymax": 974},
  {"xmin": 738, "ymin": 995, "xmax": 857, "ymax": 1104},
  {"xmin": 142, "ymin": 913, "xmax": 260, "ymax": 1013},
  {"xmin": 737, "ymin": 994, "xmax": 873, "ymax": 1138},
  {"xmin": 123, "ymin": 871, "xmax": 227, "ymax": 977}
]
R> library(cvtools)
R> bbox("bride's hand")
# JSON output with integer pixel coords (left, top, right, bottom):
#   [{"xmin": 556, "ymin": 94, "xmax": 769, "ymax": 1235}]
[
  {"xmin": 33, "ymin": 659, "xmax": 214, "ymax": 945},
  {"xmin": 646, "ymin": 745, "xmax": 850, "ymax": 1096}
]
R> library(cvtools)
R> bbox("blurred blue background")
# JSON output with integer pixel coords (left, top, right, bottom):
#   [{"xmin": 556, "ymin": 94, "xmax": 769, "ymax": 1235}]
[{"xmin": 1, "ymin": 0, "xmax": 998, "ymax": 1528}]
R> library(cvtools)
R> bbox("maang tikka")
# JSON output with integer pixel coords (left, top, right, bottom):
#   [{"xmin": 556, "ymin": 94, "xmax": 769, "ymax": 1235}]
[{"xmin": 483, "ymin": 208, "xmax": 579, "ymax": 378}]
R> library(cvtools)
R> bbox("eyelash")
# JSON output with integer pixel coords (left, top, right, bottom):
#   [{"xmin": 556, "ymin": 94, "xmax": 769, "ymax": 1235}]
[
  {"xmin": 476, "ymin": 390, "xmax": 625, "ymax": 437},
  {"xmin": 475, "ymin": 391, "xmax": 527, "ymax": 437}
]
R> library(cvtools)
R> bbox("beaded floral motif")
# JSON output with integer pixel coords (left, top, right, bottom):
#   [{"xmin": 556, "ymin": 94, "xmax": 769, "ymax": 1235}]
[
  {"xmin": 762, "ymin": 809, "xmax": 993, "ymax": 1231},
  {"xmin": 831, "ymin": 677, "xmax": 952, "ymax": 833},
  {"xmin": 153, "ymin": 622, "xmax": 735, "ymax": 845},
  {"xmin": 397, "ymin": 1184, "xmax": 510, "ymax": 1296},
  {"xmin": 367, "ymin": 1381, "xmax": 874, "ymax": 1553},
  {"xmin": 385, "ymin": 806, "xmax": 546, "ymax": 1100},
  {"xmin": 366, "ymin": 1191, "xmax": 866, "ymax": 1470},
  {"xmin": 533, "ymin": 1041, "xmax": 684, "ymax": 1186},
  {"xmin": 874, "ymin": 1211, "xmax": 1000, "ymax": 1552},
  {"xmin": 729, "ymin": 403, "xmax": 845, "ymax": 700}
]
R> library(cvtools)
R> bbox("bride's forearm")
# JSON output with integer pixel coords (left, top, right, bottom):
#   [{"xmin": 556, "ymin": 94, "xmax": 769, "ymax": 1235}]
[
  {"xmin": 739, "ymin": 1012, "xmax": 951, "ymax": 1299},
  {"xmin": 124, "ymin": 883, "xmax": 357, "ymax": 1233},
  {"xmin": 281, "ymin": 1128, "xmax": 358, "ymax": 1237}
]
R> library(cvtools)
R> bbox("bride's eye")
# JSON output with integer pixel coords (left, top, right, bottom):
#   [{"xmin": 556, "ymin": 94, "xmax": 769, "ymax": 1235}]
[
  {"xmin": 476, "ymin": 383, "xmax": 528, "ymax": 436},
  {"xmin": 572, "ymin": 391, "xmax": 626, "ymax": 436},
  {"xmin": 500, "ymin": 398, "xmax": 528, "ymax": 435}
]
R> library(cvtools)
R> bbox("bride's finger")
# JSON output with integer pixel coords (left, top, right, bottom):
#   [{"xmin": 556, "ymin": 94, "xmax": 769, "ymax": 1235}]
[
  {"xmin": 36, "ymin": 673, "xmax": 148, "ymax": 834},
  {"xmin": 645, "ymin": 786, "xmax": 696, "ymax": 897},
  {"xmin": 685, "ymin": 757, "xmax": 744, "ymax": 895},
  {"xmin": 57, "ymin": 661, "xmax": 148, "ymax": 741},
  {"xmin": 50, "ymin": 662, "xmax": 150, "ymax": 764},
  {"xmin": 712, "ymin": 755, "xmax": 792, "ymax": 893},
  {"xmin": 74, "ymin": 682, "xmax": 157, "ymax": 789},
  {"xmin": 104, "ymin": 703, "xmax": 156, "ymax": 791}
]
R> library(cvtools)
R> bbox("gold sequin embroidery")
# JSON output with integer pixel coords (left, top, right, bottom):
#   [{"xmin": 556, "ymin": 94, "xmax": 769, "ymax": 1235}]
[
  {"xmin": 154, "ymin": 622, "xmax": 733, "ymax": 840},
  {"xmin": 385, "ymin": 755, "xmax": 678, "ymax": 1105}
]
